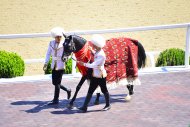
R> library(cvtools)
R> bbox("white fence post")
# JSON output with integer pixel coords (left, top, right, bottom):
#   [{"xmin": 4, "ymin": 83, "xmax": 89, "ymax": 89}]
[
  {"xmin": 72, "ymin": 57, "xmax": 77, "ymax": 75},
  {"xmin": 185, "ymin": 25, "xmax": 190, "ymax": 67}
]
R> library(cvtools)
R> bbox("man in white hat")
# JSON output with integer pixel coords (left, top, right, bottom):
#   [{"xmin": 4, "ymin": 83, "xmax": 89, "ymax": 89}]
[
  {"xmin": 43, "ymin": 27, "xmax": 71, "ymax": 105},
  {"xmin": 77, "ymin": 34, "xmax": 111, "ymax": 112}
]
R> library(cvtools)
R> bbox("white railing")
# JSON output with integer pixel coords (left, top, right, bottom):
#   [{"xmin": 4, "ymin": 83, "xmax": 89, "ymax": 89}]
[
  {"xmin": 1, "ymin": 23, "xmax": 190, "ymax": 74},
  {"xmin": 23, "ymin": 51, "xmax": 160, "ymax": 75}
]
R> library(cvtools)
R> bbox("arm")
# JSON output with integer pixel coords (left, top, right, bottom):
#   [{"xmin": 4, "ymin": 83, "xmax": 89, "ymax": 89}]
[
  {"xmin": 84, "ymin": 56, "xmax": 105, "ymax": 68},
  {"xmin": 45, "ymin": 42, "xmax": 52, "ymax": 64}
]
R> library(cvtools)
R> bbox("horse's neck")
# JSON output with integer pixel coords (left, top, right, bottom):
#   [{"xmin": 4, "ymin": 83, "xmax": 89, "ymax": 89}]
[{"xmin": 73, "ymin": 36, "xmax": 86, "ymax": 53}]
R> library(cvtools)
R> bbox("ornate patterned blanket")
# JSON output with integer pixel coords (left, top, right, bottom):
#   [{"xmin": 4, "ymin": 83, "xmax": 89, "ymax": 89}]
[{"xmin": 74, "ymin": 37, "xmax": 140, "ymax": 88}]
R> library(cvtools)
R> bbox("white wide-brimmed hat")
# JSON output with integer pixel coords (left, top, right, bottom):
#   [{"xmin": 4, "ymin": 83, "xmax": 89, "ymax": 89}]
[
  {"xmin": 50, "ymin": 27, "xmax": 65, "ymax": 38},
  {"xmin": 91, "ymin": 34, "xmax": 106, "ymax": 48}
]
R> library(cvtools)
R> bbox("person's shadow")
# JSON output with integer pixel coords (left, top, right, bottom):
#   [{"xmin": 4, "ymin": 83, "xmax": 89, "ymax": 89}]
[
  {"xmin": 11, "ymin": 94, "xmax": 129, "ymax": 114},
  {"xmin": 11, "ymin": 100, "xmax": 70, "ymax": 113},
  {"xmin": 51, "ymin": 94, "xmax": 129, "ymax": 115}
]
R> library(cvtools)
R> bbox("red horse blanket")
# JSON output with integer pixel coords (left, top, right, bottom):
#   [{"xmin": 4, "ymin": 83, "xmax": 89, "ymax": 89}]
[
  {"xmin": 74, "ymin": 42, "xmax": 94, "ymax": 76},
  {"xmin": 74, "ymin": 37, "xmax": 140, "ymax": 88}
]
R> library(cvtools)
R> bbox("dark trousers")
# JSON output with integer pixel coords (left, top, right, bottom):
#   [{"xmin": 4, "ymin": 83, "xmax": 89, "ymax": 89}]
[
  {"xmin": 81, "ymin": 77, "xmax": 110, "ymax": 109},
  {"xmin": 52, "ymin": 69, "xmax": 69, "ymax": 101},
  {"xmin": 87, "ymin": 77, "xmax": 108, "ymax": 95}
]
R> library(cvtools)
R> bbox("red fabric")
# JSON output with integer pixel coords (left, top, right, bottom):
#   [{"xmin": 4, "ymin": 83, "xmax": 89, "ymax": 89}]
[
  {"xmin": 103, "ymin": 37, "xmax": 138, "ymax": 83},
  {"xmin": 75, "ymin": 38, "xmax": 138, "ymax": 84},
  {"xmin": 74, "ymin": 42, "xmax": 93, "ymax": 76}
]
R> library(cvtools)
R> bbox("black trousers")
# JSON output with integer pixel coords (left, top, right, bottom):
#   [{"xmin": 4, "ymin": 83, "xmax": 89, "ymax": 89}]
[
  {"xmin": 87, "ymin": 77, "xmax": 108, "ymax": 95},
  {"xmin": 51, "ymin": 69, "xmax": 69, "ymax": 101},
  {"xmin": 52, "ymin": 69, "xmax": 64, "ymax": 86}
]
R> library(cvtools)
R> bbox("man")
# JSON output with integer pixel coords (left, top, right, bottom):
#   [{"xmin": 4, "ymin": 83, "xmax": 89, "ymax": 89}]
[
  {"xmin": 77, "ymin": 34, "xmax": 111, "ymax": 112},
  {"xmin": 43, "ymin": 27, "xmax": 71, "ymax": 105}
]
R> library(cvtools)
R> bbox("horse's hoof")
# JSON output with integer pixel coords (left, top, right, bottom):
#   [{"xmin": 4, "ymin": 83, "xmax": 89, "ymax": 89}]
[
  {"xmin": 129, "ymin": 91, "xmax": 134, "ymax": 95},
  {"xmin": 125, "ymin": 95, "xmax": 131, "ymax": 101},
  {"xmin": 94, "ymin": 100, "xmax": 99, "ymax": 105},
  {"xmin": 67, "ymin": 104, "xmax": 74, "ymax": 109}
]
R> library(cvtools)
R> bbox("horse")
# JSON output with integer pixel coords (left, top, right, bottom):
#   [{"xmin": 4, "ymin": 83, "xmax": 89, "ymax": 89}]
[{"xmin": 61, "ymin": 34, "xmax": 146, "ymax": 108}]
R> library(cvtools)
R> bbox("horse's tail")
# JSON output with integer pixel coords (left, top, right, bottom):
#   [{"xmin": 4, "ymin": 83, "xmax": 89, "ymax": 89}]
[{"xmin": 138, "ymin": 42, "xmax": 146, "ymax": 69}]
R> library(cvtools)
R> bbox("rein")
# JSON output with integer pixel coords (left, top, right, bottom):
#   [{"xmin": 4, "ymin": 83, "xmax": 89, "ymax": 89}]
[{"xmin": 70, "ymin": 52, "xmax": 92, "ymax": 63}]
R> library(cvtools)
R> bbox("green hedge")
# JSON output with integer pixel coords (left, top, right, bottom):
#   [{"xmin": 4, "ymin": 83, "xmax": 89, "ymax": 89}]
[
  {"xmin": 45, "ymin": 58, "xmax": 73, "ymax": 74},
  {"xmin": 156, "ymin": 48, "xmax": 189, "ymax": 67},
  {"xmin": 0, "ymin": 50, "xmax": 25, "ymax": 78},
  {"xmin": 44, "ymin": 57, "xmax": 52, "ymax": 74},
  {"xmin": 64, "ymin": 58, "xmax": 72, "ymax": 74}
]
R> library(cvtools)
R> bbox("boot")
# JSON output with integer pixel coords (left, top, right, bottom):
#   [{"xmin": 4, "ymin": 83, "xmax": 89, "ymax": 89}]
[
  {"xmin": 60, "ymin": 85, "xmax": 71, "ymax": 100},
  {"xmin": 78, "ymin": 93, "xmax": 92, "ymax": 113},
  {"xmin": 102, "ymin": 92, "xmax": 111, "ymax": 111},
  {"xmin": 48, "ymin": 85, "xmax": 60, "ymax": 105},
  {"xmin": 94, "ymin": 93, "xmax": 100, "ymax": 105}
]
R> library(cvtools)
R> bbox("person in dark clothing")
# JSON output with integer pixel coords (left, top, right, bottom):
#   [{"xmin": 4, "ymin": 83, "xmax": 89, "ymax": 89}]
[{"xmin": 77, "ymin": 34, "xmax": 111, "ymax": 112}]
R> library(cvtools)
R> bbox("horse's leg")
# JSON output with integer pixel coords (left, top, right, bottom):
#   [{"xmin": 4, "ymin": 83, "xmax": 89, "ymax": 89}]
[
  {"xmin": 86, "ymin": 79, "xmax": 101, "ymax": 105},
  {"xmin": 127, "ymin": 85, "xmax": 134, "ymax": 95},
  {"xmin": 86, "ymin": 68, "xmax": 101, "ymax": 105},
  {"xmin": 125, "ymin": 84, "xmax": 134, "ymax": 101},
  {"xmin": 129, "ymin": 85, "xmax": 134, "ymax": 95},
  {"xmin": 68, "ymin": 76, "xmax": 87, "ymax": 109},
  {"xmin": 94, "ymin": 92, "xmax": 100, "ymax": 105}
]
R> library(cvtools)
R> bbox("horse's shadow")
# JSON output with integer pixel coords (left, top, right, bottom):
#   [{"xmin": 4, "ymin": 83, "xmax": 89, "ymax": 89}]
[{"xmin": 11, "ymin": 94, "xmax": 129, "ymax": 114}]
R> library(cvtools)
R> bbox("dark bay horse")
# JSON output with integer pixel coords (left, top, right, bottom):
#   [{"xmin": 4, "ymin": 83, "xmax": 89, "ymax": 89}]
[{"xmin": 61, "ymin": 34, "xmax": 146, "ymax": 108}]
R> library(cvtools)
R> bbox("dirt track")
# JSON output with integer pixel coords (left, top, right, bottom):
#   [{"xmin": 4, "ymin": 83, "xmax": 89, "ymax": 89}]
[{"xmin": 1, "ymin": 0, "xmax": 190, "ymax": 75}]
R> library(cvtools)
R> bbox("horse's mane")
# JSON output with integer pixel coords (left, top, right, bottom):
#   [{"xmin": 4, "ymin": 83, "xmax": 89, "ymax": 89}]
[{"xmin": 72, "ymin": 35, "xmax": 87, "ymax": 44}]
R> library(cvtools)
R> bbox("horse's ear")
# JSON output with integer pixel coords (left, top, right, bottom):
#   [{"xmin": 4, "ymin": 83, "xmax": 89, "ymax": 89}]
[{"xmin": 62, "ymin": 33, "xmax": 67, "ymax": 38}]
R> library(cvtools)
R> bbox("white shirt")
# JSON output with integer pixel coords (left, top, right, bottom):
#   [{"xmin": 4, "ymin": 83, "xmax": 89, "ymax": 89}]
[
  {"xmin": 45, "ymin": 40, "xmax": 65, "ymax": 70},
  {"xmin": 84, "ymin": 49, "xmax": 107, "ymax": 78}
]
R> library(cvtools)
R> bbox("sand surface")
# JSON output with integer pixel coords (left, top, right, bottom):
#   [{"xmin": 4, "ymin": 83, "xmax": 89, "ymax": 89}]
[{"xmin": 0, "ymin": 0, "xmax": 190, "ymax": 75}]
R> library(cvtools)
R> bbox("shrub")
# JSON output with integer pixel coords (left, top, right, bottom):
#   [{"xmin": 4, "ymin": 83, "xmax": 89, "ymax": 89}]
[
  {"xmin": 64, "ymin": 58, "xmax": 72, "ymax": 74},
  {"xmin": 44, "ymin": 57, "xmax": 52, "ymax": 74},
  {"xmin": 156, "ymin": 48, "xmax": 189, "ymax": 67},
  {"xmin": 45, "ymin": 58, "xmax": 72, "ymax": 74},
  {"xmin": 0, "ymin": 50, "xmax": 25, "ymax": 78}
]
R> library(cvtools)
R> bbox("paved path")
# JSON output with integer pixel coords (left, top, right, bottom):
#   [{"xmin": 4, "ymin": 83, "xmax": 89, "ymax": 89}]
[{"xmin": 0, "ymin": 71, "xmax": 190, "ymax": 127}]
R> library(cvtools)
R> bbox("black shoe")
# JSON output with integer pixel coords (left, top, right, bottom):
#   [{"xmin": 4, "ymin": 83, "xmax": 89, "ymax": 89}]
[
  {"xmin": 102, "ymin": 105, "xmax": 111, "ymax": 111},
  {"xmin": 78, "ymin": 106, "xmax": 87, "ymax": 113},
  {"xmin": 67, "ymin": 89, "xmax": 71, "ymax": 100},
  {"xmin": 47, "ymin": 100, "xmax": 59, "ymax": 105}
]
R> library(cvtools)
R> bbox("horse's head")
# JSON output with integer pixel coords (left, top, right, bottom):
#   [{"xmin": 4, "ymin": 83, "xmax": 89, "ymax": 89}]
[
  {"xmin": 62, "ymin": 33, "xmax": 87, "ymax": 62},
  {"xmin": 61, "ymin": 34, "xmax": 75, "ymax": 62}
]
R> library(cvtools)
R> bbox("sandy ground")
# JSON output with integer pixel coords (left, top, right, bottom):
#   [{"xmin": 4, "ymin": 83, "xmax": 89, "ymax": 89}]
[{"xmin": 0, "ymin": 0, "xmax": 190, "ymax": 75}]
